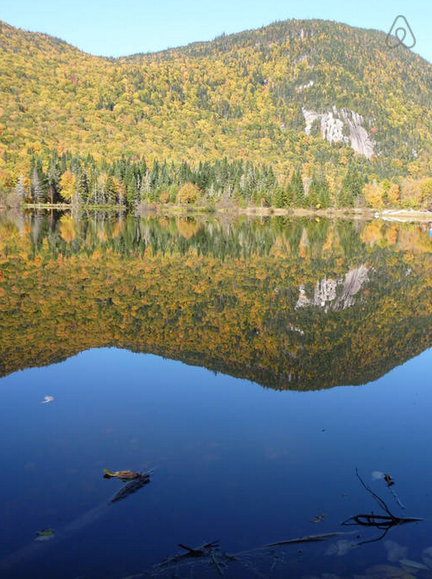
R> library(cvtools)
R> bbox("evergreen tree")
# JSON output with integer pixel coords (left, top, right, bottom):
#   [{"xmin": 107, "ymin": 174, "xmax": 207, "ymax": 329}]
[
  {"xmin": 78, "ymin": 172, "xmax": 91, "ymax": 203},
  {"xmin": 105, "ymin": 175, "xmax": 117, "ymax": 205},
  {"xmin": 291, "ymin": 169, "xmax": 305, "ymax": 207},
  {"xmin": 337, "ymin": 168, "xmax": 364, "ymax": 207},
  {"xmin": 317, "ymin": 174, "xmax": 331, "ymax": 208},
  {"xmin": 273, "ymin": 186, "xmax": 291, "ymax": 208},
  {"xmin": 307, "ymin": 174, "xmax": 320, "ymax": 207}
]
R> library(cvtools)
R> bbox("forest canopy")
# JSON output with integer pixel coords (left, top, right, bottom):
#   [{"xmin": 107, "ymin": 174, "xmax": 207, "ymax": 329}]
[{"xmin": 1, "ymin": 19, "xmax": 432, "ymax": 209}]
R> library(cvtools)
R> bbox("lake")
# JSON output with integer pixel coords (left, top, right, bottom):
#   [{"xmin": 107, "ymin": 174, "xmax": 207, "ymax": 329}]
[{"xmin": 1, "ymin": 211, "xmax": 432, "ymax": 578}]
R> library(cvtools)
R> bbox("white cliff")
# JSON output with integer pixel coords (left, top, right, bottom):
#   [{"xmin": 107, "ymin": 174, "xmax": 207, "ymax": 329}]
[{"xmin": 302, "ymin": 106, "xmax": 375, "ymax": 159}]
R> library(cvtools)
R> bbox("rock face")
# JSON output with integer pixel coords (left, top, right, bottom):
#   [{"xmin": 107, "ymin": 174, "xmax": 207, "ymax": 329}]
[
  {"xmin": 296, "ymin": 265, "xmax": 369, "ymax": 311},
  {"xmin": 296, "ymin": 80, "xmax": 314, "ymax": 93},
  {"xmin": 302, "ymin": 106, "xmax": 375, "ymax": 159}
]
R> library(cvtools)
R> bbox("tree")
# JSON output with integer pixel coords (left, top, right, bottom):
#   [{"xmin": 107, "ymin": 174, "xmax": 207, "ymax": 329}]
[
  {"xmin": 140, "ymin": 170, "xmax": 151, "ymax": 200},
  {"xmin": 15, "ymin": 175, "xmax": 27, "ymax": 200},
  {"xmin": 291, "ymin": 169, "xmax": 305, "ymax": 207},
  {"xmin": 337, "ymin": 168, "xmax": 363, "ymax": 207},
  {"xmin": 387, "ymin": 183, "xmax": 400, "ymax": 205},
  {"xmin": 364, "ymin": 181, "xmax": 384, "ymax": 208},
  {"xmin": 59, "ymin": 170, "xmax": 76, "ymax": 203},
  {"xmin": 105, "ymin": 175, "xmax": 117, "ymax": 204},
  {"xmin": 177, "ymin": 182, "xmax": 199, "ymax": 204},
  {"xmin": 419, "ymin": 178, "xmax": 432, "ymax": 205},
  {"xmin": 47, "ymin": 163, "xmax": 61, "ymax": 203},
  {"xmin": 273, "ymin": 186, "xmax": 291, "ymax": 208},
  {"xmin": 31, "ymin": 167, "xmax": 44, "ymax": 203},
  {"xmin": 112, "ymin": 177, "xmax": 126, "ymax": 205},
  {"xmin": 77, "ymin": 172, "xmax": 91, "ymax": 203},
  {"xmin": 317, "ymin": 175, "xmax": 331, "ymax": 208},
  {"xmin": 159, "ymin": 191, "xmax": 170, "ymax": 203},
  {"xmin": 307, "ymin": 174, "xmax": 320, "ymax": 207}
]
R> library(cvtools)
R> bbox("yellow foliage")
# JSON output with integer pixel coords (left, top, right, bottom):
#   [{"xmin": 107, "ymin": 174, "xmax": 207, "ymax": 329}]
[
  {"xmin": 364, "ymin": 182, "xmax": 384, "ymax": 208},
  {"xmin": 1, "ymin": 18, "xmax": 432, "ymax": 193},
  {"xmin": 176, "ymin": 219, "xmax": 201, "ymax": 239},
  {"xmin": 1, "ymin": 213, "xmax": 432, "ymax": 393},
  {"xmin": 387, "ymin": 183, "xmax": 400, "ymax": 205},
  {"xmin": 177, "ymin": 182, "xmax": 199, "ymax": 204},
  {"xmin": 59, "ymin": 216, "xmax": 75, "ymax": 242},
  {"xmin": 419, "ymin": 178, "xmax": 432, "ymax": 204},
  {"xmin": 59, "ymin": 170, "xmax": 76, "ymax": 202},
  {"xmin": 159, "ymin": 191, "xmax": 170, "ymax": 203},
  {"xmin": 361, "ymin": 221, "xmax": 382, "ymax": 246}
]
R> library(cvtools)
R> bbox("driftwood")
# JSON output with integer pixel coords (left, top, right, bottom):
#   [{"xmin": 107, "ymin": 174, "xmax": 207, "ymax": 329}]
[
  {"xmin": 266, "ymin": 531, "xmax": 350, "ymax": 547},
  {"xmin": 173, "ymin": 541, "xmax": 221, "ymax": 560},
  {"xmin": 110, "ymin": 472, "xmax": 151, "ymax": 504},
  {"xmin": 118, "ymin": 469, "xmax": 423, "ymax": 577},
  {"xmin": 342, "ymin": 469, "xmax": 422, "ymax": 544},
  {"xmin": 145, "ymin": 541, "xmax": 237, "ymax": 577},
  {"xmin": 121, "ymin": 531, "xmax": 351, "ymax": 578},
  {"xmin": 0, "ymin": 470, "xmax": 154, "ymax": 576}
]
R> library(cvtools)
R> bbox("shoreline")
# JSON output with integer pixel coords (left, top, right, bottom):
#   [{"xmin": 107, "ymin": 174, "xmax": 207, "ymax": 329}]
[{"xmin": 4, "ymin": 203, "xmax": 431, "ymax": 222}]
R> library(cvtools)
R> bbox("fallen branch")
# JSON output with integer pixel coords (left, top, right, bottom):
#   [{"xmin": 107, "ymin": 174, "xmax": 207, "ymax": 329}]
[
  {"xmin": 341, "ymin": 469, "xmax": 422, "ymax": 545},
  {"xmin": 342, "ymin": 513, "xmax": 422, "ymax": 528},
  {"xmin": 266, "ymin": 531, "xmax": 349, "ymax": 547},
  {"xmin": 156, "ymin": 540, "xmax": 221, "ymax": 569},
  {"xmin": 177, "ymin": 541, "xmax": 219, "ymax": 558}
]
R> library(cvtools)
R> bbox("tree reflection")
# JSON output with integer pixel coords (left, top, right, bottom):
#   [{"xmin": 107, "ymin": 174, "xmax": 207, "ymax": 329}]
[{"xmin": 0, "ymin": 211, "xmax": 431, "ymax": 389}]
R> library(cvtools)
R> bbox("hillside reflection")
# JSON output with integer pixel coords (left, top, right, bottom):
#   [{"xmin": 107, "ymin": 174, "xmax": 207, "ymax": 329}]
[{"xmin": 1, "ymin": 210, "xmax": 432, "ymax": 389}]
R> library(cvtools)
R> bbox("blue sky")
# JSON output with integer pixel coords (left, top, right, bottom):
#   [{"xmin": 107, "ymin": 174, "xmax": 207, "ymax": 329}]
[{"xmin": 2, "ymin": 0, "xmax": 431, "ymax": 62}]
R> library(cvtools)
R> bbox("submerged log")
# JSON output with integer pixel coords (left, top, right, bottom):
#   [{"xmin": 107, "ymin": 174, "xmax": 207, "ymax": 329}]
[
  {"xmin": 266, "ymin": 532, "xmax": 348, "ymax": 547},
  {"xmin": 110, "ymin": 472, "xmax": 151, "ymax": 503}
]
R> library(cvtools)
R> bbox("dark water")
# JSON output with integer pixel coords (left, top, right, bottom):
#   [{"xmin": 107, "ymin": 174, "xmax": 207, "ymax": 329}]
[{"xmin": 1, "ymin": 211, "xmax": 432, "ymax": 578}]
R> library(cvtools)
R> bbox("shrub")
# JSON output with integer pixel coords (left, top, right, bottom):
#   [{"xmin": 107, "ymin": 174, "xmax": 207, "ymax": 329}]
[
  {"xmin": 159, "ymin": 190, "xmax": 170, "ymax": 203},
  {"xmin": 177, "ymin": 182, "xmax": 199, "ymax": 204}
]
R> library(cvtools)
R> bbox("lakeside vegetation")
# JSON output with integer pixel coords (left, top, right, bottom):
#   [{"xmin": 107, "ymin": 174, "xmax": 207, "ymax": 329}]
[{"xmin": 2, "ymin": 151, "xmax": 432, "ymax": 213}]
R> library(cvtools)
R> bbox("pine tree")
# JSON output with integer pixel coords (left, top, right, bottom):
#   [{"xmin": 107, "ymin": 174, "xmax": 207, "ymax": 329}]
[
  {"xmin": 273, "ymin": 187, "xmax": 290, "ymax": 208},
  {"xmin": 291, "ymin": 169, "xmax": 305, "ymax": 207},
  {"xmin": 105, "ymin": 175, "xmax": 117, "ymax": 205},
  {"xmin": 307, "ymin": 174, "xmax": 320, "ymax": 207},
  {"xmin": 317, "ymin": 174, "xmax": 331, "ymax": 208},
  {"xmin": 78, "ymin": 172, "xmax": 90, "ymax": 203},
  {"xmin": 337, "ymin": 168, "xmax": 364, "ymax": 207}
]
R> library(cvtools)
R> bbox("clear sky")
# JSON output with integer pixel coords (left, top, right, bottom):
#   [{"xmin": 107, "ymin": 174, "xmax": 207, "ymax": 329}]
[{"xmin": 2, "ymin": 0, "xmax": 432, "ymax": 63}]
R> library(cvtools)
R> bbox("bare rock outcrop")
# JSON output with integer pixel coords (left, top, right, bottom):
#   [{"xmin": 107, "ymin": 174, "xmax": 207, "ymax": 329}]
[{"xmin": 302, "ymin": 106, "xmax": 375, "ymax": 159}]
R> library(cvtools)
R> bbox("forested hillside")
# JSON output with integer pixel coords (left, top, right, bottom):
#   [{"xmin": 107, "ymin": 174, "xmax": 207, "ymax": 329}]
[{"xmin": 1, "ymin": 19, "xmax": 432, "ymax": 208}]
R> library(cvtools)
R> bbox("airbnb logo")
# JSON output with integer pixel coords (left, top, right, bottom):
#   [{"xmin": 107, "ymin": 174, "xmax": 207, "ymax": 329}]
[{"xmin": 386, "ymin": 15, "xmax": 416, "ymax": 49}]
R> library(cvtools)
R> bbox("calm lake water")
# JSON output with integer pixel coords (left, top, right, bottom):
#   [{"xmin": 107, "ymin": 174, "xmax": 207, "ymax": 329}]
[{"xmin": 1, "ymin": 211, "xmax": 432, "ymax": 578}]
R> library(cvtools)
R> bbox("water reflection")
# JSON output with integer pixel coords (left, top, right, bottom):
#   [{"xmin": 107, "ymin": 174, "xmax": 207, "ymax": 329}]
[
  {"xmin": 1, "ymin": 210, "xmax": 432, "ymax": 389},
  {"xmin": 1, "ymin": 212, "xmax": 432, "ymax": 578}
]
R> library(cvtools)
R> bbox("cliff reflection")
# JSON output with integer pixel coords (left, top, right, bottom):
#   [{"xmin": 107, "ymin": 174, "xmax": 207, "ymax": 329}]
[{"xmin": 1, "ymin": 211, "xmax": 431, "ymax": 389}]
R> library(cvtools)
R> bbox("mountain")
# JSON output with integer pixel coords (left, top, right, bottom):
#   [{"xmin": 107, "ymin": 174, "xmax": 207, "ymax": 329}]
[
  {"xmin": 1, "ymin": 213, "xmax": 432, "ymax": 389},
  {"xmin": 1, "ymin": 17, "xmax": 432, "ymax": 190}
]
